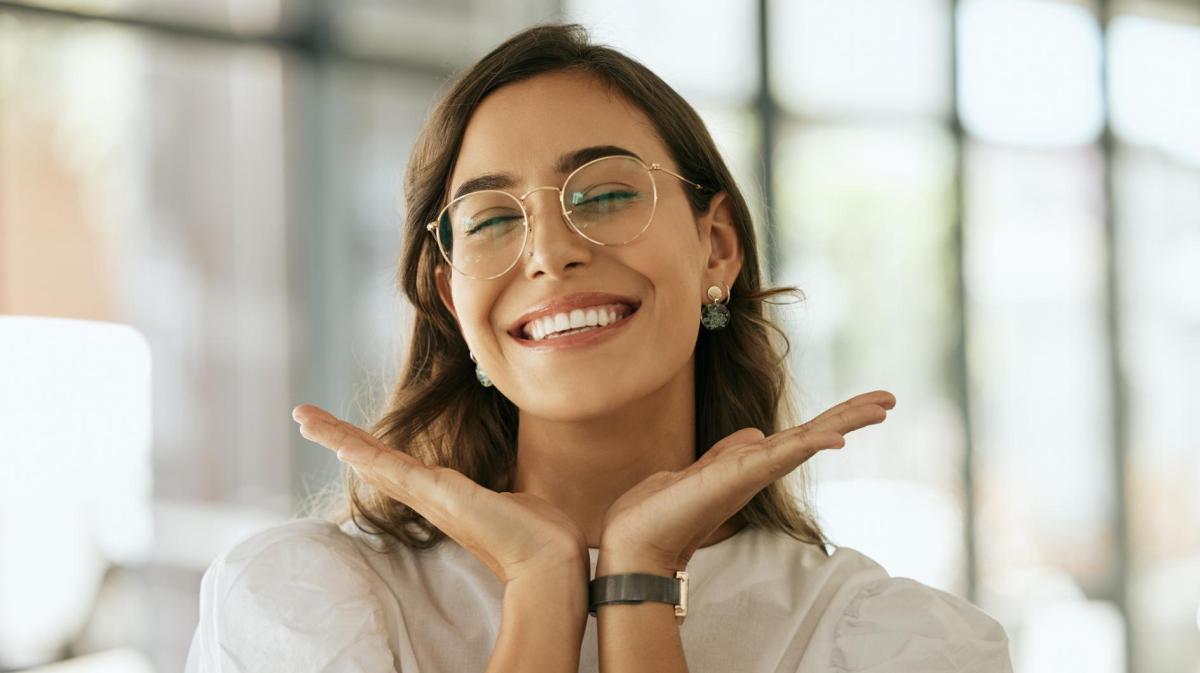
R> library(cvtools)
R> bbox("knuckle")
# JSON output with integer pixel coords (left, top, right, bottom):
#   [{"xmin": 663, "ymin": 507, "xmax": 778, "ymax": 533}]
[{"xmin": 732, "ymin": 449, "xmax": 759, "ymax": 475}]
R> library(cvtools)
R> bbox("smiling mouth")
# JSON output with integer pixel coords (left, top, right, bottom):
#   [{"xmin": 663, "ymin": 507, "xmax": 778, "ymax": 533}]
[{"xmin": 513, "ymin": 303, "xmax": 639, "ymax": 342}]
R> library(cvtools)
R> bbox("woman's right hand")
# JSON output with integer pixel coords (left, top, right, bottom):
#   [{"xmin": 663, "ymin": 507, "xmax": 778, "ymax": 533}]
[{"xmin": 291, "ymin": 403, "xmax": 588, "ymax": 586}]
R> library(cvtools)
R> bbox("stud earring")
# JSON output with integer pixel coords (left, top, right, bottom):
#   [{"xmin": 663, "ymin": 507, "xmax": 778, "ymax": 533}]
[
  {"xmin": 700, "ymin": 282, "xmax": 731, "ymax": 330},
  {"xmin": 468, "ymin": 351, "xmax": 493, "ymax": 387}
]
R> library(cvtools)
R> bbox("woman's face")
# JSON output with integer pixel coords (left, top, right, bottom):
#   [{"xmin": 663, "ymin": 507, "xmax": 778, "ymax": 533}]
[{"xmin": 435, "ymin": 69, "xmax": 736, "ymax": 421}]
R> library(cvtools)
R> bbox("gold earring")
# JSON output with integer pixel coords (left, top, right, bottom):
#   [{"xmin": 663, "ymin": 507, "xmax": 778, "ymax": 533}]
[{"xmin": 700, "ymin": 282, "xmax": 731, "ymax": 330}]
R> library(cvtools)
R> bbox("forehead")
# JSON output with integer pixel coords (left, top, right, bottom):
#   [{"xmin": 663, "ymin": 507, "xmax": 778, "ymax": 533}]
[{"xmin": 449, "ymin": 70, "xmax": 668, "ymax": 190}]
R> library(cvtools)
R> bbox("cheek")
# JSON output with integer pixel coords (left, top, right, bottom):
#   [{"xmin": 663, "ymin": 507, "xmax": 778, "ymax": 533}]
[
  {"xmin": 451, "ymin": 280, "xmax": 504, "ymax": 346},
  {"xmin": 639, "ymin": 253, "xmax": 703, "ymax": 342}
]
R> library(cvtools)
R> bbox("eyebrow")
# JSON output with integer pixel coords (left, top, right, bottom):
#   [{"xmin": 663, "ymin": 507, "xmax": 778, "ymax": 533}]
[{"xmin": 450, "ymin": 145, "xmax": 643, "ymax": 201}]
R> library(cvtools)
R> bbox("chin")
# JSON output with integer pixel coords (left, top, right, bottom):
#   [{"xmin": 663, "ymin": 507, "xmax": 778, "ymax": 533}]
[
  {"xmin": 511, "ymin": 380, "xmax": 616, "ymax": 417},
  {"xmin": 514, "ymin": 373, "xmax": 665, "ymax": 422}
]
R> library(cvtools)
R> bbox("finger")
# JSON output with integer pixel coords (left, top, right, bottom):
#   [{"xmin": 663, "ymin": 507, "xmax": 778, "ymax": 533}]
[
  {"xmin": 748, "ymin": 403, "xmax": 889, "ymax": 478},
  {"xmin": 294, "ymin": 408, "xmax": 453, "ymax": 515},
  {"xmin": 756, "ymin": 402, "xmax": 887, "ymax": 452},
  {"xmin": 293, "ymin": 405, "xmax": 420, "ymax": 470},
  {"xmin": 339, "ymin": 438, "xmax": 473, "ymax": 529},
  {"xmin": 718, "ymin": 429, "xmax": 845, "ymax": 491},
  {"xmin": 803, "ymin": 403, "xmax": 888, "ymax": 437},
  {"xmin": 295, "ymin": 407, "xmax": 389, "ymax": 461},
  {"xmin": 693, "ymin": 427, "xmax": 765, "ymax": 470},
  {"xmin": 803, "ymin": 391, "xmax": 895, "ymax": 429}
]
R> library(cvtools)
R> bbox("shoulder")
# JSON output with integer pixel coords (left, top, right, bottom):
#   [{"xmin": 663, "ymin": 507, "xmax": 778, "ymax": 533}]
[
  {"xmin": 185, "ymin": 517, "xmax": 396, "ymax": 673},
  {"xmin": 207, "ymin": 518, "xmax": 383, "ymax": 605},
  {"xmin": 219, "ymin": 516, "xmax": 355, "ymax": 557},
  {"xmin": 816, "ymin": 545, "xmax": 1013, "ymax": 673}
]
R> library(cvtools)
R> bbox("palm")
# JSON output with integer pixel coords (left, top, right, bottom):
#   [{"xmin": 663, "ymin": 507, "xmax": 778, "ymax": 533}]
[
  {"xmin": 600, "ymin": 431, "xmax": 764, "ymax": 567},
  {"xmin": 600, "ymin": 391, "xmax": 896, "ymax": 570},
  {"xmin": 293, "ymin": 404, "xmax": 587, "ymax": 583}
]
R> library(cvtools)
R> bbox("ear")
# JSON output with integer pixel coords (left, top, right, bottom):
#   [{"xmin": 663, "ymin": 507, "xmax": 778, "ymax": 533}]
[
  {"xmin": 434, "ymin": 264, "xmax": 459, "ymax": 323},
  {"xmin": 698, "ymin": 191, "xmax": 742, "ymax": 286}
]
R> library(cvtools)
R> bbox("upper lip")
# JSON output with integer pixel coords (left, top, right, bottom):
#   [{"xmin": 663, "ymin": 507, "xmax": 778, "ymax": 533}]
[{"xmin": 508, "ymin": 291, "xmax": 641, "ymax": 338}]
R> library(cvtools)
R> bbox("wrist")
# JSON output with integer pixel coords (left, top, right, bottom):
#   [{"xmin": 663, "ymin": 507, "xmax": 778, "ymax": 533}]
[
  {"xmin": 493, "ymin": 565, "xmax": 588, "ymax": 673},
  {"xmin": 590, "ymin": 553, "xmax": 690, "ymax": 624},
  {"xmin": 505, "ymin": 566, "xmax": 590, "ymax": 620},
  {"xmin": 504, "ymin": 544, "xmax": 590, "ymax": 582},
  {"xmin": 596, "ymin": 547, "xmax": 682, "ymax": 578},
  {"xmin": 506, "ymin": 572, "xmax": 589, "ymax": 601},
  {"xmin": 507, "ymin": 553, "xmax": 590, "ymax": 589}
]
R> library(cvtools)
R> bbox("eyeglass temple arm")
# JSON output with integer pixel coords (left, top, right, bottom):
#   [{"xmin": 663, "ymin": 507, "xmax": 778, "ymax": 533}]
[{"xmin": 649, "ymin": 163, "xmax": 712, "ymax": 192}]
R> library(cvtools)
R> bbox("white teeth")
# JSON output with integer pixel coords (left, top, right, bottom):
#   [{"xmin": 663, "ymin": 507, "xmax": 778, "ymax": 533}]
[{"xmin": 522, "ymin": 303, "xmax": 635, "ymax": 341}]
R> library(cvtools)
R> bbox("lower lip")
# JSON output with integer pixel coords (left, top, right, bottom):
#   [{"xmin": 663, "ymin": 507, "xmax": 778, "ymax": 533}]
[{"xmin": 512, "ymin": 309, "xmax": 638, "ymax": 351}]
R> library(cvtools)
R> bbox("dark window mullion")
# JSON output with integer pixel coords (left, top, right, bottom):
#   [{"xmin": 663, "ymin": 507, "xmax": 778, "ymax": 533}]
[
  {"xmin": 1097, "ymin": 1, "xmax": 1134, "ymax": 671},
  {"xmin": 948, "ymin": 0, "xmax": 979, "ymax": 606}
]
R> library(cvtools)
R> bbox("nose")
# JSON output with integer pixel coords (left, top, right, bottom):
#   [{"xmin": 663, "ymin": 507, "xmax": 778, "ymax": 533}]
[{"xmin": 520, "ymin": 186, "xmax": 591, "ymax": 278}]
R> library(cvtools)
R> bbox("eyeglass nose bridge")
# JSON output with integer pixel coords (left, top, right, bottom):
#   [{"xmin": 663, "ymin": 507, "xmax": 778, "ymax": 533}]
[
  {"xmin": 512, "ymin": 184, "xmax": 585, "ymax": 262},
  {"xmin": 515, "ymin": 184, "xmax": 575, "ymax": 218},
  {"xmin": 514, "ymin": 183, "xmax": 577, "ymax": 237}
]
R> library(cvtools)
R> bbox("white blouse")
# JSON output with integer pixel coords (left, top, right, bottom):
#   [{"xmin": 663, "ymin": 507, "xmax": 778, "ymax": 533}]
[{"xmin": 184, "ymin": 517, "xmax": 1013, "ymax": 673}]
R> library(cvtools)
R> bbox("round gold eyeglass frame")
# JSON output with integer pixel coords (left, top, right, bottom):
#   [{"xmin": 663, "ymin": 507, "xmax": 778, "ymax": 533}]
[{"xmin": 425, "ymin": 155, "xmax": 712, "ymax": 280}]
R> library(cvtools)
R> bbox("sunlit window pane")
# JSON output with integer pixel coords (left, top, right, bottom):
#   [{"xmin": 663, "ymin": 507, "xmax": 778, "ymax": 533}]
[
  {"xmin": 1115, "ymin": 145, "xmax": 1200, "ymax": 673},
  {"xmin": 1017, "ymin": 599, "xmax": 1125, "ymax": 673},
  {"xmin": 770, "ymin": 0, "xmax": 951, "ymax": 118},
  {"xmin": 0, "ymin": 14, "xmax": 296, "ymax": 668},
  {"xmin": 0, "ymin": 318, "xmax": 152, "ymax": 667},
  {"xmin": 774, "ymin": 123, "xmax": 964, "ymax": 591},
  {"xmin": 331, "ymin": 0, "xmax": 558, "ymax": 71},
  {"xmin": 564, "ymin": 0, "xmax": 758, "ymax": 103},
  {"xmin": 814, "ymin": 479, "xmax": 965, "ymax": 592},
  {"xmin": 1110, "ymin": 15, "xmax": 1200, "ymax": 165},
  {"xmin": 8, "ymin": 0, "xmax": 308, "ymax": 35},
  {"xmin": 964, "ymin": 141, "xmax": 1116, "ymax": 658},
  {"xmin": 958, "ymin": 0, "xmax": 1104, "ymax": 146}
]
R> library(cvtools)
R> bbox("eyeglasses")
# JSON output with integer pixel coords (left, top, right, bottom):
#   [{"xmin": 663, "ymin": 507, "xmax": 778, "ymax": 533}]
[{"xmin": 425, "ymin": 154, "xmax": 710, "ymax": 280}]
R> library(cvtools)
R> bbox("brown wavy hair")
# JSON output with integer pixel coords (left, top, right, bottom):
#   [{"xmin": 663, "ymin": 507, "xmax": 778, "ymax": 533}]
[{"xmin": 309, "ymin": 22, "xmax": 830, "ymax": 556}]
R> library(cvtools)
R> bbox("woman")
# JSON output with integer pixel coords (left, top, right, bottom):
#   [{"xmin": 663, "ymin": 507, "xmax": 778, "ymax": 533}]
[{"xmin": 185, "ymin": 22, "xmax": 1012, "ymax": 673}]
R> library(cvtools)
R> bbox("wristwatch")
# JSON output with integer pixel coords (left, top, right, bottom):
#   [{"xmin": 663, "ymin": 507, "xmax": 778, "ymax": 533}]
[{"xmin": 588, "ymin": 571, "xmax": 688, "ymax": 624}]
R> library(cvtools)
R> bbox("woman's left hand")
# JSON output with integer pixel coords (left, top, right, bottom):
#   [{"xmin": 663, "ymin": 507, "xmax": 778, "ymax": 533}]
[{"xmin": 598, "ymin": 390, "xmax": 896, "ymax": 574}]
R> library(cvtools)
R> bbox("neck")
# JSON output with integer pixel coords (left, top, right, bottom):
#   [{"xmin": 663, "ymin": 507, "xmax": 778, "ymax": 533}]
[{"xmin": 512, "ymin": 358, "xmax": 744, "ymax": 551}]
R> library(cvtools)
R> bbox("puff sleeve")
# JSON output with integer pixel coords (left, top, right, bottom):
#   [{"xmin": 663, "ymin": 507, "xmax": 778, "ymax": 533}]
[
  {"xmin": 829, "ymin": 576, "xmax": 1013, "ymax": 673},
  {"xmin": 183, "ymin": 519, "xmax": 397, "ymax": 673}
]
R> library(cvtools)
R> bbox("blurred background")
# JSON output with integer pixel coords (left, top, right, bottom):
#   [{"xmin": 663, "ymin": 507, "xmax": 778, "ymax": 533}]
[{"xmin": 1, "ymin": 0, "xmax": 1197, "ymax": 671}]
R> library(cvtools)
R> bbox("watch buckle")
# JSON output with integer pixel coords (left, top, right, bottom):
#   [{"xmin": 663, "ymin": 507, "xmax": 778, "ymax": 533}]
[{"xmin": 674, "ymin": 570, "xmax": 688, "ymax": 619}]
